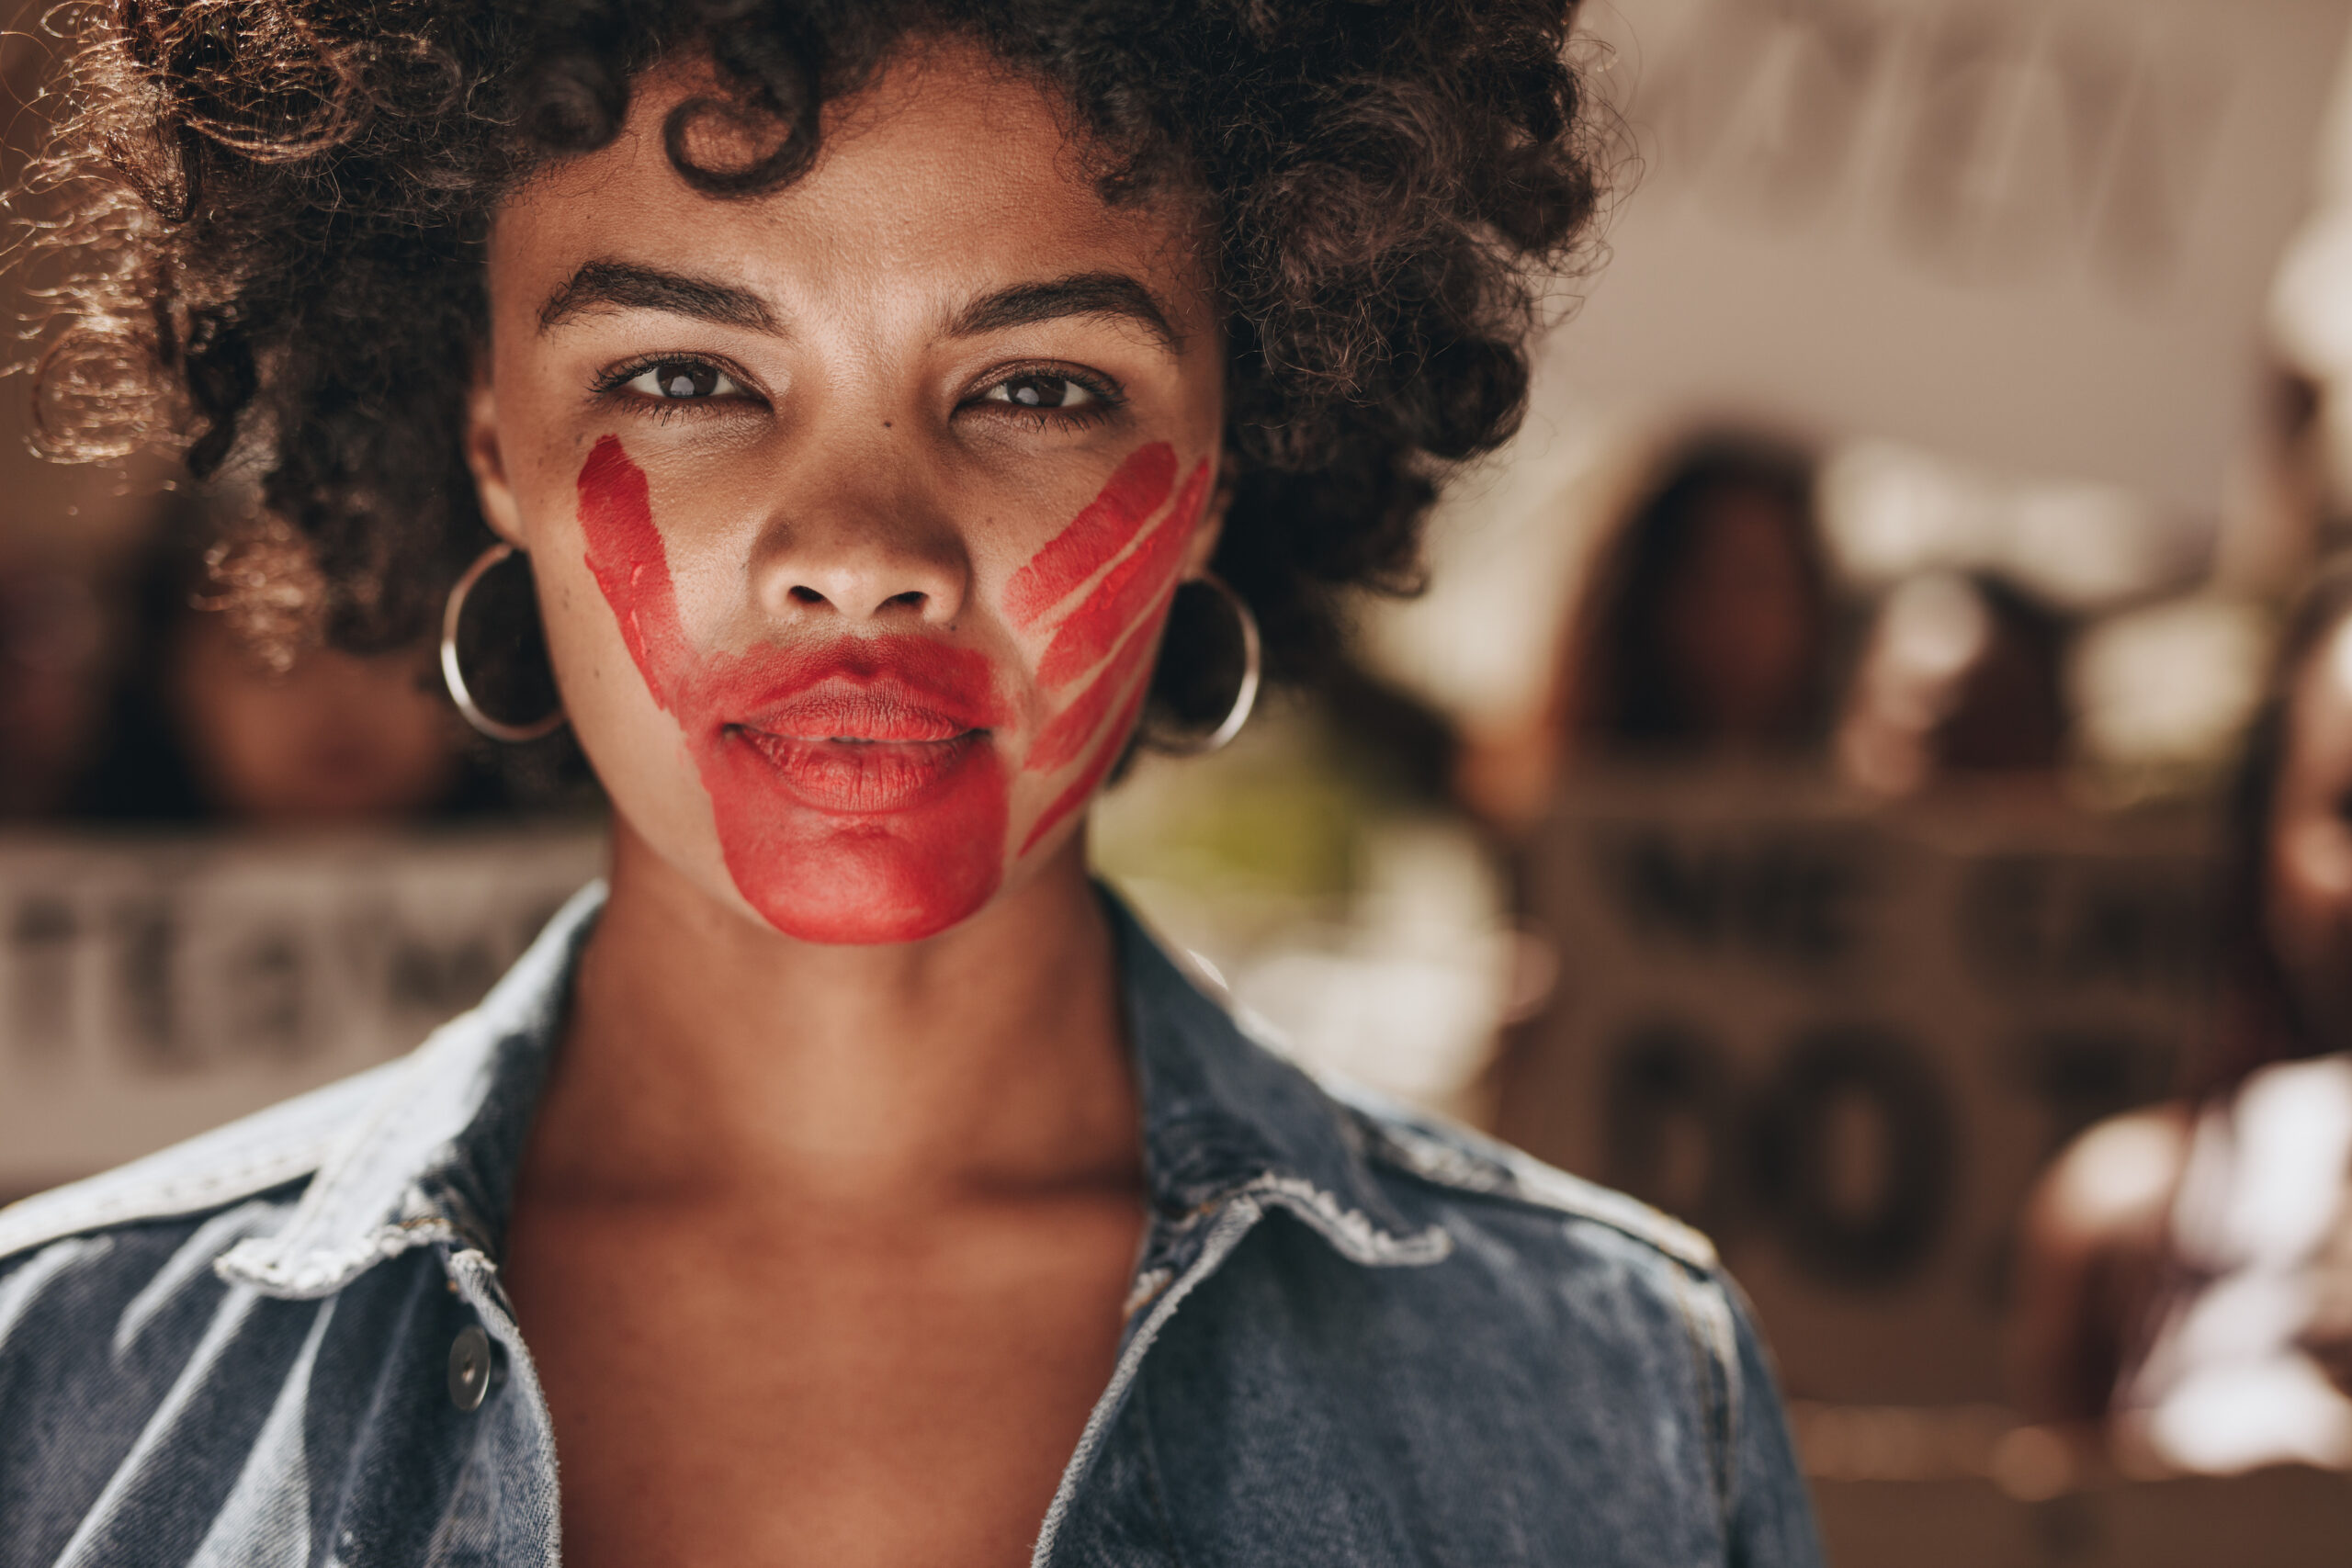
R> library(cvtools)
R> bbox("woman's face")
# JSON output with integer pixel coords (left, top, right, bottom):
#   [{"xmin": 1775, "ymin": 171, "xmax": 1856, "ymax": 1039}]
[
  {"xmin": 171, "ymin": 617, "xmax": 461, "ymax": 824},
  {"xmin": 468, "ymin": 44, "xmax": 1227, "ymax": 944},
  {"xmin": 1657, "ymin": 489, "xmax": 1820, "ymax": 744},
  {"xmin": 2269, "ymin": 615, "xmax": 2352, "ymax": 1045}
]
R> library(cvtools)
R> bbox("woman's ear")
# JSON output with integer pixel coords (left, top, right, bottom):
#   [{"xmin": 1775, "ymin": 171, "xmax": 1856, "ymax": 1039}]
[
  {"xmin": 464, "ymin": 372, "xmax": 528, "ymax": 547},
  {"xmin": 1182, "ymin": 457, "xmax": 1237, "ymax": 580}
]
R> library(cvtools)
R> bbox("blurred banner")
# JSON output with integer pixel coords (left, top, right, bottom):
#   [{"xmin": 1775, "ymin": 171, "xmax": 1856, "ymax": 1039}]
[
  {"xmin": 1496, "ymin": 773, "xmax": 2211, "ymax": 1404},
  {"xmin": 0, "ymin": 829, "xmax": 605, "ymax": 1200},
  {"xmin": 1565, "ymin": 0, "xmax": 2350, "ymax": 512}
]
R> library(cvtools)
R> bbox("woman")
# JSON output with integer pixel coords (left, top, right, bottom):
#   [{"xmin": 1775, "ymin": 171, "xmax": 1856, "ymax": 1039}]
[
  {"xmin": 1453, "ymin": 430, "xmax": 1838, "ymax": 831},
  {"xmin": 70, "ymin": 493, "xmax": 533, "ymax": 825},
  {"xmin": 1569, "ymin": 433, "xmax": 1836, "ymax": 761},
  {"xmin": 2014, "ymin": 561, "xmax": 2352, "ymax": 1472},
  {"xmin": 0, "ymin": 4, "xmax": 1818, "ymax": 1563}
]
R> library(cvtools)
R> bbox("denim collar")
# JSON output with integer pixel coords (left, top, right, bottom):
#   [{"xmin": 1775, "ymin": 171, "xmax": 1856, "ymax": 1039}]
[
  {"xmin": 218, "ymin": 879, "xmax": 1447, "ymax": 1300},
  {"xmin": 1110, "ymin": 896, "xmax": 1447, "ymax": 1264}
]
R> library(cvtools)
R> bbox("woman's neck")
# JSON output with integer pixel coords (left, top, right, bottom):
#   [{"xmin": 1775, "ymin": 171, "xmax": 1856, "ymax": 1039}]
[{"xmin": 520, "ymin": 817, "xmax": 1143, "ymax": 1213}]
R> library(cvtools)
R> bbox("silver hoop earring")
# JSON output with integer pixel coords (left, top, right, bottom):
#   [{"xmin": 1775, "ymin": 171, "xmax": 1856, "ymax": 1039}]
[
  {"xmin": 1158, "ymin": 572, "xmax": 1261, "ymax": 758},
  {"xmin": 441, "ymin": 542, "xmax": 565, "ymax": 743}
]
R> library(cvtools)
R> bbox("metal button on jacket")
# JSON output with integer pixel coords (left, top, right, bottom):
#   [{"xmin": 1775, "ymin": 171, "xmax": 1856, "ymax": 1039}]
[{"xmin": 447, "ymin": 1325, "xmax": 494, "ymax": 1412}]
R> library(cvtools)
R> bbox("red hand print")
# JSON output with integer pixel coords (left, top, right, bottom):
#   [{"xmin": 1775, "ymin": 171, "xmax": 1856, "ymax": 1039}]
[
  {"xmin": 1005, "ymin": 442, "xmax": 1177, "ymax": 628},
  {"xmin": 1017, "ymin": 457, "xmax": 1212, "ymax": 852},
  {"xmin": 577, "ymin": 434, "xmax": 1212, "ymax": 931},
  {"xmin": 578, "ymin": 436, "xmax": 1009, "ymax": 944}
]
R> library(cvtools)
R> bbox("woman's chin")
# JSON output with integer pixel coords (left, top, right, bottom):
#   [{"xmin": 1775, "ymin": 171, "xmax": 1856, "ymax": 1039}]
[
  {"xmin": 697, "ymin": 735, "xmax": 1012, "ymax": 945},
  {"xmin": 729, "ymin": 838, "xmax": 1002, "ymax": 946},
  {"xmin": 755, "ymin": 900, "xmax": 986, "ymax": 946}
]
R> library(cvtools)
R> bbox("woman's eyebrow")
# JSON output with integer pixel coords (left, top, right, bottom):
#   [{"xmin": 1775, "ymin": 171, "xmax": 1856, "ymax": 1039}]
[
  {"xmin": 946, "ymin": 273, "xmax": 1182, "ymax": 355},
  {"xmin": 538, "ymin": 260, "xmax": 779, "ymax": 334}
]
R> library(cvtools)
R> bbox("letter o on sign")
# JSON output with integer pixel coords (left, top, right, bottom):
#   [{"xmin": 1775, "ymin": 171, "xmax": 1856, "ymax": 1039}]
[
  {"xmin": 1600, "ymin": 1021, "xmax": 1741, "ymax": 1238},
  {"xmin": 1751, "ymin": 1025, "xmax": 1954, "ymax": 1287}
]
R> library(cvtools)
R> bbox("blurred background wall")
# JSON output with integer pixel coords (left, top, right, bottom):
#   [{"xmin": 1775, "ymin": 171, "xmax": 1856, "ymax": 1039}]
[{"xmin": 10, "ymin": 2, "xmax": 2352, "ymax": 1563}]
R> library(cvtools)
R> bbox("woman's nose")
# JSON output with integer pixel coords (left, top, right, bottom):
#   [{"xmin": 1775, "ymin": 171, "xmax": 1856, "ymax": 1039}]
[{"xmin": 749, "ymin": 497, "xmax": 970, "ymax": 627}]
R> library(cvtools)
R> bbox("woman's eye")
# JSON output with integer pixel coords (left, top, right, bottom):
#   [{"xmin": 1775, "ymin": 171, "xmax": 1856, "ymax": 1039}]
[
  {"xmin": 985, "ymin": 373, "xmax": 1099, "ymax": 412},
  {"xmin": 623, "ymin": 360, "xmax": 743, "ymax": 400}
]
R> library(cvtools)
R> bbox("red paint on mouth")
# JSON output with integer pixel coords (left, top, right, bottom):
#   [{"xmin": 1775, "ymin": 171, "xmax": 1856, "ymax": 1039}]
[
  {"xmin": 578, "ymin": 436, "xmax": 1008, "ymax": 944},
  {"xmin": 1037, "ymin": 461, "xmax": 1210, "ymax": 691},
  {"xmin": 1003, "ymin": 442, "xmax": 1175, "ymax": 628},
  {"xmin": 725, "ymin": 640, "xmax": 1001, "ymax": 814}
]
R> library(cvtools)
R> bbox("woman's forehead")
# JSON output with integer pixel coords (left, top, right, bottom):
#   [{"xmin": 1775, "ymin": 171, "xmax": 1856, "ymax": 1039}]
[{"xmin": 490, "ymin": 41, "xmax": 1214, "ymax": 337}]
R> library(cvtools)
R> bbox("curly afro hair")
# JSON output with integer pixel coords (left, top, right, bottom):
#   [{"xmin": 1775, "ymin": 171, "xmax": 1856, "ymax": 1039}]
[{"xmin": 20, "ymin": 0, "xmax": 1604, "ymax": 727}]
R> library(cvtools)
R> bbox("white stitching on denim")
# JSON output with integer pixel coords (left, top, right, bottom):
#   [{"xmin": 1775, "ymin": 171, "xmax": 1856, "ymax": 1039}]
[
  {"xmin": 237, "ymin": 1033, "xmax": 500, "ymax": 1284},
  {"xmin": 0, "ymin": 1061, "xmax": 409, "ymax": 1265},
  {"xmin": 1237, "ymin": 1173, "xmax": 1453, "ymax": 1266},
  {"xmin": 217, "ymin": 1217, "xmax": 463, "ymax": 1300},
  {"xmin": 1365, "ymin": 1118, "xmax": 1717, "ymax": 1270},
  {"xmin": 1120, "ymin": 1267, "xmax": 1173, "ymax": 1320},
  {"xmin": 0, "ymin": 1147, "xmax": 324, "ymax": 1258}
]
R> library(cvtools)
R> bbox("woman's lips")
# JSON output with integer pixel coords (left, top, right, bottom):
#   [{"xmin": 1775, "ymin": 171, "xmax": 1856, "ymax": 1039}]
[
  {"xmin": 745, "ymin": 684, "xmax": 978, "ymax": 744},
  {"xmin": 730, "ymin": 727, "xmax": 988, "ymax": 814},
  {"xmin": 723, "ymin": 673, "xmax": 999, "ymax": 814}
]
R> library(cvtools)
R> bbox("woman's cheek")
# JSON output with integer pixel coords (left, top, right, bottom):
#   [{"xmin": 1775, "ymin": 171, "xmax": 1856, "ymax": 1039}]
[
  {"xmin": 534, "ymin": 480, "xmax": 720, "ymax": 861},
  {"xmin": 1007, "ymin": 447, "xmax": 1213, "ymax": 855}
]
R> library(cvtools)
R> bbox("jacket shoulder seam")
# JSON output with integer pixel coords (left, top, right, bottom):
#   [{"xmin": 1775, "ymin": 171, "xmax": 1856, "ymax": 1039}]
[
  {"xmin": 0, "ymin": 1141, "xmax": 327, "ymax": 1264},
  {"xmin": 0, "ymin": 1060, "xmax": 408, "ymax": 1263},
  {"xmin": 1340, "ymin": 1102, "xmax": 1719, "ymax": 1271}
]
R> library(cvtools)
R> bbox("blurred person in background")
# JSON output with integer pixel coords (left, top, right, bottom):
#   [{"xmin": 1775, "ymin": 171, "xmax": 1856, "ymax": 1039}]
[
  {"xmin": 70, "ymin": 495, "xmax": 522, "ymax": 824},
  {"xmin": 0, "ymin": 554, "xmax": 109, "ymax": 818},
  {"xmin": 1457, "ymin": 429, "xmax": 1841, "ymax": 832},
  {"xmin": 2014, "ymin": 558, "xmax": 2352, "ymax": 1471},
  {"xmin": 1566, "ymin": 431, "xmax": 1838, "ymax": 763},
  {"xmin": 1838, "ymin": 570, "xmax": 2073, "ymax": 801},
  {"xmin": 0, "ymin": 5, "xmax": 1818, "ymax": 1565}
]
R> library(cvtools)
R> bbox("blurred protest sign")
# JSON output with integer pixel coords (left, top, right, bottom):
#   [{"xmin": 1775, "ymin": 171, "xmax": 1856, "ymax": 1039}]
[
  {"xmin": 1495, "ymin": 773, "xmax": 2211, "ymax": 1404},
  {"xmin": 1815, "ymin": 1466, "xmax": 2352, "ymax": 1567},
  {"xmin": 0, "ymin": 829, "xmax": 604, "ymax": 1200},
  {"xmin": 1562, "ymin": 0, "xmax": 2350, "ymax": 513}
]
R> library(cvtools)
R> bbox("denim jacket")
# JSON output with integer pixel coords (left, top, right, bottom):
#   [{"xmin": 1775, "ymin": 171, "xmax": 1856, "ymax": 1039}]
[{"xmin": 0, "ymin": 884, "xmax": 1821, "ymax": 1566}]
